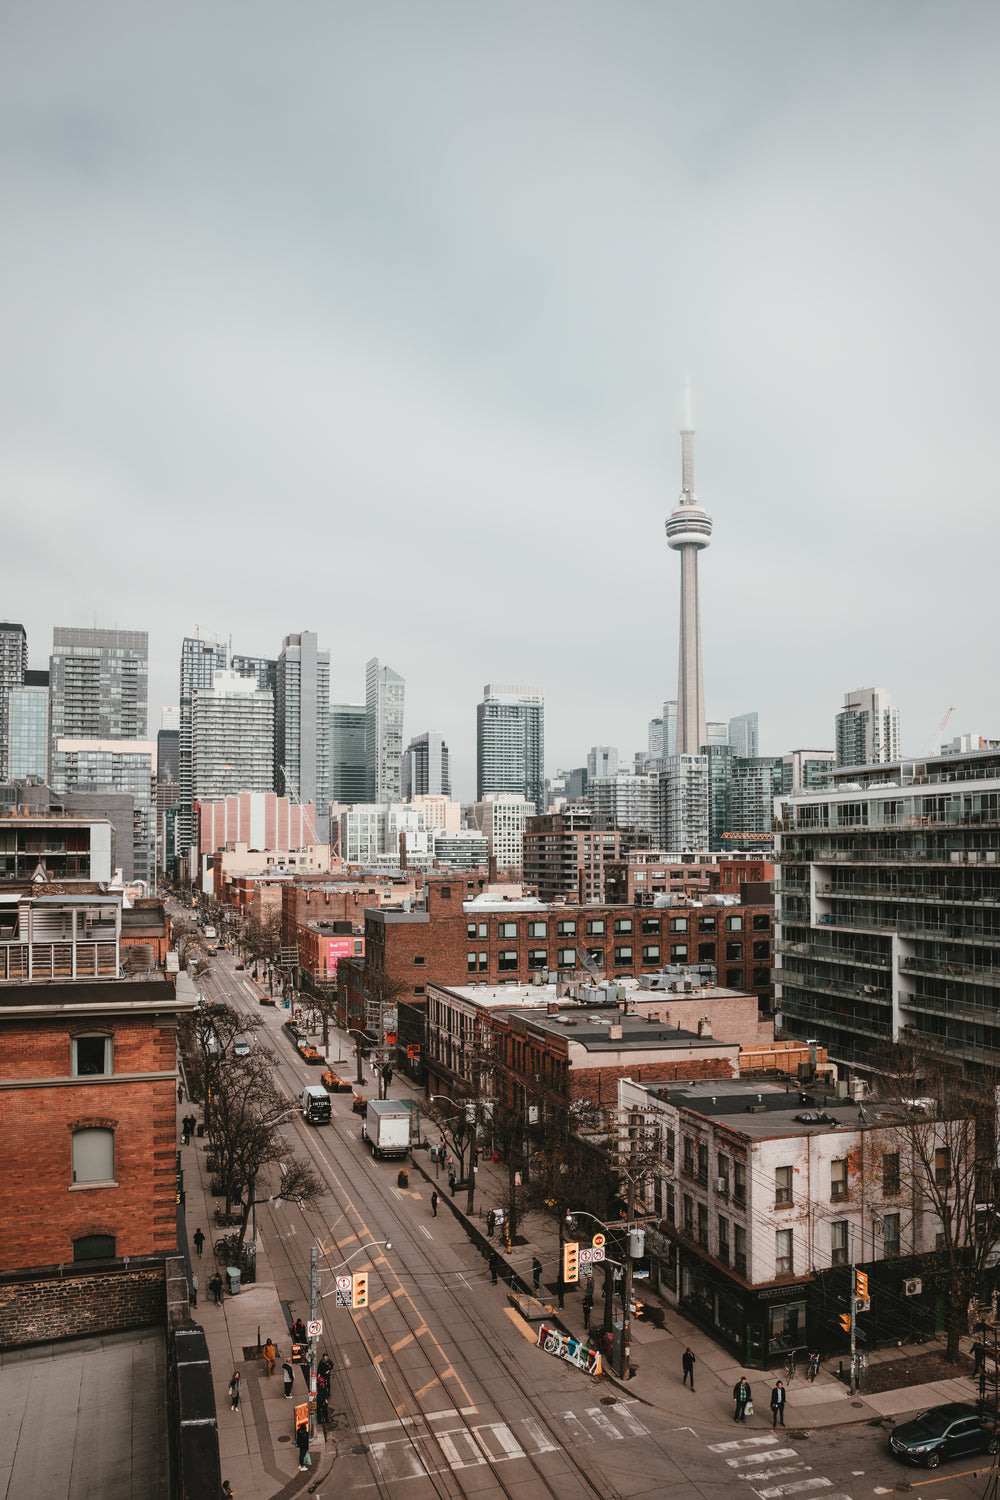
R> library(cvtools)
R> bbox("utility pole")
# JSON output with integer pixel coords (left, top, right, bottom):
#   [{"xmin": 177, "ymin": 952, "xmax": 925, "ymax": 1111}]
[
  {"xmin": 849, "ymin": 1225, "xmax": 858, "ymax": 1396},
  {"xmin": 309, "ymin": 1247, "xmax": 319, "ymax": 1438},
  {"xmin": 621, "ymin": 1146, "xmax": 638, "ymax": 1380}
]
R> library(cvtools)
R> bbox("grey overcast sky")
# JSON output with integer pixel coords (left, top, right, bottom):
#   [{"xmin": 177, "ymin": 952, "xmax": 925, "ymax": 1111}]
[{"xmin": 3, "ymin": 2, "xmax": 998, "ymax": 798}]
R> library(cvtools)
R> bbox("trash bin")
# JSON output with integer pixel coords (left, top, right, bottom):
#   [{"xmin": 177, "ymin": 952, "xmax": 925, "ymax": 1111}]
[
  {"xmin": 226, "ymin": 1265, "xmax": 241, "ymax": 1296},
  {"xmin": 196, "ymin": 1123, "xmax": 205, "ymax": 1138}
]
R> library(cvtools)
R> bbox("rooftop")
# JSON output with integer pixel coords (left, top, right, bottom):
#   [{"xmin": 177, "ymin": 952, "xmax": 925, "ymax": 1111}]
[
  {"xmin": 642, "ymin": 1079, "xmax": 875, "ymax": 1136},
  {"xmin": 500, "ymin": 1008, "xmax": 739, "ymax": 1054}
]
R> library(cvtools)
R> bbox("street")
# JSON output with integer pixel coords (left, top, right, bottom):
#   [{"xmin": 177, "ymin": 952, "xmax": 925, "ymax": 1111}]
[{"xmin": 195, "ymin": 945, "xmax": 1000, "ymax": 1500}]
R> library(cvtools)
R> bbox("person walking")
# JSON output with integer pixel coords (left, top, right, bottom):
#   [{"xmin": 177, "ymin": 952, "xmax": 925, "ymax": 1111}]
[
  {"xmin": 193, "ymin": 1227, "xmax": 205, "ymax": 1257},
  {"xmin": 486, "ymin": 1209, "xmax": 496, "ymax": 1237},
  {"xmin": 263, "ymin": 1338, "xmax": 277, "ymax": 1376},
  {"xmin": 190, "ymin": 1274, "xmax": 198, "ymax": 1308},
  {"xmin": 770, "ymin": 1379, "xmax": 787, "ymax": 1428},
  {"xmin": 293, "ymin": 1318, "xmax": 306, "ymax": 1343},
  {"xmin": 221, "ymin": 1483, "xmax": 234, "ymax": 1499},
  {"xmin": 177, "ymin": 1083, "xmax": 184, "ymax": 1103},
  {"xmin": 316, "ymin": 1375, "xmax": 329, "ymax": 1423},
  {"xmin": 489, "ymin": 1251, "xmax": 500, "ymax": 1286},
  {"xmin": 582, "ymin": 1288, "xmax": 594, "ymax": 1331},
  {"xmin": 296, "ymin": 1422, "xmax": 310, "ymax": 1470},
  {"xmin": 228, "ymin": 1371, "xmax": 241, "ymax": 1411},
  {"xmin": 431, "ymin": 1189, "xmax": 439, "ymax": 1218},
  {"xmin": 448, "ymin": 1172, "xmax": 457, "ymax": 1196},
  {"xmin": 682, "ymin": 1347, "xmax": 696, "ymax": 1390},
  {"xmin": 318, "ymin": 1353, "xmax": 333, "ymax": 1386},
  {"xmin": 733, "ymin": 1377, "xmax": 752, "ymax": 1423},
  {"xmin": 209, "ymin": 1272, "xmax": 224, "ymax": 1305},
  {"xmin": 532, "ymin": 1257, "xmax": 542, "ymax": 1293},
  {"xmin": 282, "ymin": 1360, "xmax": 294, "ymax": 1398}
]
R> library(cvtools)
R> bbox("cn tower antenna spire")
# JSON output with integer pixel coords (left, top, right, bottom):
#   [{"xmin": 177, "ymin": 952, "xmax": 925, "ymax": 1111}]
[{"xmin": 665, "ymin": 380, "xmax": 713, "ymax": 756}]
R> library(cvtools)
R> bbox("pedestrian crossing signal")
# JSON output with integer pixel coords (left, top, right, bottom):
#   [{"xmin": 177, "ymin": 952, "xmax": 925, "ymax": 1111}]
[
  {"xmin": 838, "ymin": 1312, "xmax": 851, "ymax": 1333},
  {"xmin": 563, "ymin": 1242, "xmax": 579, "ymax": 1283},
  {"xmin": 352, "ymin": 1272, "xmax": 368, "ymax": 1308}
]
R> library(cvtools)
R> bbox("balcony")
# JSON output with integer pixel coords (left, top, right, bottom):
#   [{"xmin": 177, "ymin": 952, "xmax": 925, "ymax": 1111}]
[
  {"xmin": 778, "ymin": 970, "xmax": 888, "ymax": 1002},
  {"xmin": 775, "ymin": 938, "xmax": 889, "ymax": 969},
  {"xmin": 0, "ymin": 940, "xmax": 120, "ymax": 982},
  {"xmin": 898, "ymin": 990, "xmax": 1000, "ymax": 1025},
  {"xmin": 899, "ymin": 955, "xmax": 998, "ymax": 986},
  {"xmin": 896, "ymin": 918, "xmax": 1000, "ymax": 944}
]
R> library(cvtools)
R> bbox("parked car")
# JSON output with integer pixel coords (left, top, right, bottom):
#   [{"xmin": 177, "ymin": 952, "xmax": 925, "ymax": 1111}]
[
  {"xmin": 890, "ymin": 1403, "xmax": 1000, "ymax": 1468},
  {"xmin": 233, "ymin": 1039, "xmax": 251, "ymax": 1057}
]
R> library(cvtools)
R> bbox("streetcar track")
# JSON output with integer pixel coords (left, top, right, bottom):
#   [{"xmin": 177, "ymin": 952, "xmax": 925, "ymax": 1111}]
[{"xmin": 204, "ymin": 959, "xmax": 633, "ymax": 1497}]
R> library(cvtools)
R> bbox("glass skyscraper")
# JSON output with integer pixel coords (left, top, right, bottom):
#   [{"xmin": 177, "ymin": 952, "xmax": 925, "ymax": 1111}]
[{"xmin": 476, "ymin": 683, "xmax": 544, "ymax": 814}]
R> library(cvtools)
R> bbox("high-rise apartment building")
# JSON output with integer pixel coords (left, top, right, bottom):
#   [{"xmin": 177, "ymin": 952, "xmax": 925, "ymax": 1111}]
[
  {"xmin": 774, "ymin": 743, "xmax": 1000, "ymax": 1069},
  {"xmin": 835, "ymin": 687, "xmax": 901, "ymax": 768},
  {"xmin": 729, "ymin": 756, "xmax": 783, "ymax": 840},
  {"xmin": 365, "ymin": 659, "xmax": 405, "ymax": 804},
  {"xmin": 587, "ymin": 746, "xmax": 619, "ymax": 780},
  {"xmin": 51, "ymin": 740, "xmax": 156, "ymax": 883},
  {"xmin": 231, "ymin": 654, "xmax": 278, "ymax": 696},
  {"xmin": 587, "ymin": 772, "xmax": 661, "ymax": 844},
  {"xmin": 177, "ymin": 637, "xmax": 227, "ymax": 866},
  {"xmin": 661, "ymin": 701, "xmax": 678, "ymax": 759},
  {"xmin": 780, "ymin": 749, "xmax": 835, "ymax": 795},
  {"xmin": 331, "ymin": 704, "xmax": 367, "ymax": 804},
  {"xmin": 0, "ymin": 622, "xmax": 28, "ymax": 780},
  {"xmin": 48, "ymin": 628, "xmax": 148, "ymax": 778},
  {"xmin": 729, "ymin": 712, "xmax": 759, "ymax": 759},
  {"xmin": 275, "ymin": 632, "xmax": 331, "ymax": 842},
  {"xmin": 477, "ymin": 684, "xmax": 545, "ymax": 814},
  {"xmin": 705, "ymin": 743, "xmax": 733, "ymax": 850},
  {"xmin": 191, "ymin": 670, "xmax": 274, "ymax": 803},
  {"xmin": 7, "ymin": 670, "xmax": 49, "ymax": 782},
  {"xmin": 665, "ymin": 389, "xmax": 712, "ymax": 756},
  {"xmin": 465, "ymin": 793, "xmax": 534, "ymax": 875},
  {"xmin": 659, "ymin": 754, "xmax": 709, "ymax": 851},
  {"xmin": 402, "ymin": 731, "xmax": 451, "ymax": 800}
]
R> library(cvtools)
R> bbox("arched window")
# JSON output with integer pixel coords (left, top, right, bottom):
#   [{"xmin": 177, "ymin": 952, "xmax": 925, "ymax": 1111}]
[
  {"xmin": 71, "ymin": 1128, "xmax": 115, "ymax": 1185},
  {"xmin": 72, "ymin": 1034, "xmax": 112, "ymax": 1076}
]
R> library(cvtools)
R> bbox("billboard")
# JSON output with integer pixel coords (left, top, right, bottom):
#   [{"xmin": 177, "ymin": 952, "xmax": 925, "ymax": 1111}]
[{"xmin": 325, "ymin": 937, "xmax": 353, "ymax": 971}]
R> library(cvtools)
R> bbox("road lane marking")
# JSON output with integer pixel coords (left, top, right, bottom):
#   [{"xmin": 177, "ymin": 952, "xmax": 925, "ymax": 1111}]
[
  {"xmin": 755, "ymin": 1480, "xmax": 832, "ymax": 1498},
  {"xmin": 710, "ymin": 1436, "xmax": 779, "ymax": 1452},
  {"xmin": 521, "ymin": 1417, "xmax": 558, "ymax": 1454}
]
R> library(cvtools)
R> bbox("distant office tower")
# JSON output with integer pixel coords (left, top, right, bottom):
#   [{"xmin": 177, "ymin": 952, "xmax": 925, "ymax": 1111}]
[
  {"xmin": 331, "ymin": 704, "xmax": 367, "ymax": 803},
  {"xmin": 648, "ymin": 718, "xmax": 664, "ymax": 758},
  {"xmin": 191, "ymin": 669, "xmax": 274, "ymax": 803},
  {"xmin": 48, "ymin": 627, "xmax": 148, "ymax": 778},
  {"xmin": 662, "ymin": 701, "xmax": 678, "ymax": 758},
  {"xmin": 366, "ymin": 659, "xmax": 405, "ymax": 803},
  {"xmin": 51, "ymin": 739, "xmax": 156, "ymax": 883},
  {"xmin": 157, "ymin": 727, "xmax": 180, "ymax": 784},
  {"xmin": 231, "ymin": 654, "xmax": 278, "ymax": 695},
  {"xmin": 587, "ymin": 772, "xmax": 661, "ymax": 843},
  {"xmin": 705, "ymin": 743, "xmax": 733, "ymax": 850},
  {"xmin": 178, "ymin": 636, "xmax": 227, "ymax": 865},
  {"xmin": 660, "ymin": 755, "xmax": 710, "ymax": 851},
  {"xmin": 729, "ymin": 712, "xmax": 759, "ymax": 759},
  {"xmin": 477, "ymin": 684, "xmax": 545, "ymax": 813},
  {"xmin": 705, "ymin": 722, "xmax": 729, "ymax": 746},
  {"xmin": 835, "ymin": 688, "xmax": 901, "ymax": 767},
  {"xmin": 665, "ymin": 387, "xmax": 712, "ymax": 756},
  {"xmin": 587, "ymin": 746, "xmax": 619, "ymax": 780},
  {"xmin": 276, "ymin": 632, "xmax": 331, "ymax": 842},
  {"xmin": 780, "ymin": 749, "xmax": 836, "ymax": 795},
  {"xmin": 402, "ymin": 731, "xmax": 451, "ymax": 799},
  {"xmin": 7, "ymin": 669, "xmax": 48, "ymax": 782},
  {"xmin": 0, "ymin": 622, "xmax": 28, "ymax": 780}
]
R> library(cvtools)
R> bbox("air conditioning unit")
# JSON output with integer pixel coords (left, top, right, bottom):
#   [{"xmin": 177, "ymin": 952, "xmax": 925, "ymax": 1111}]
[
  {"xmin": 716, "ymin": 1177, "xmax": 728, "ymax": 1193},
  {"xmin": 855, "ymin": 1298, "xmax": 871, "ymax": 1313},
  {"xmin": 903, "ymin": 1277, "xmax": 922, "ymax": 1297}
]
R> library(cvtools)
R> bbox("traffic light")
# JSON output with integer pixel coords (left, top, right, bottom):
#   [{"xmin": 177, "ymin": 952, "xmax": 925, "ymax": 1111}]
[
  {"xmin": 563, "ymin": 1241, "xmax": 579, "ymax": 1283},
  {"xmin": 352, "ymin": 1271, "xmax": 368, "ymax": 1308},
  {"xmin": 838, "ymin": 1312, "xmax": 851, "ymax": 1333},
  {"xmin": 855, "ymin": 1270, "xmax": 869, "ymax": 1301}
]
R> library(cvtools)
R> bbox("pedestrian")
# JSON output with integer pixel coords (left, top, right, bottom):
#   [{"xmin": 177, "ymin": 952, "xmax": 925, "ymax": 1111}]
[
  {"xmin": 733, "ymin": 1377, "xmax": 752, "ymax": 1423},
  {"xmin": 181, "ymin": 1118, "xmax": 190, "ymax": 1146},
  {"xmin": 770, "ymin": 1379, "xmax": 787, "ymax": 1428},
  {"xmin": 263, "ymin": 1338, "xmax": 276, "ymax": 1376},
  {"xmin": 177, "ymin": 1083, "xmax": 184, "ymax": 1103},
  {"xmin": 682, "ymin": 1347, "xmax": 696, "ymax": 1390},
  {"xmin": 582, "ymin": 1289, "xmax": 594, "ymax": 1330},
  {"xmin": 194, "ymin": 1227, "xmax": 205, "ymax": 1257},
  {"xmin": 446, "ymin": 1153, "xmax": 454, "ymax": 1174},
  {"xmin": 293, "ymin": 1318, "xmax": 306, "ymax": 1343},
  {"xmin": 282, "ymin": 1360, "xmax": 294, "ymax": 1398},
  {"xmin": 228, "ymin": 1371, "xmax": 241, "ymax": 1411},
  {"xmin": 221, "ymin": 1483, "xmax": 234, "ymax": 1499},
  {"xmin": 316, "ymin": 1375, "xmax": 329, "ymax": 1423},
  {"xmin": 489, "ymin": 1251, "xmax": 500, "ymax": 1286},
  {"xmin": 448, "ymin": 1172, "xmax": 457, "ymax": 1196},
  {"xmin": 532, "ymin": 1256, "xmax": 542, "ymax": 1293},
  {"xmin": 431, "ymin": 1189, "xmax": 439, "ymax": 1217},
  {"xmin": 296, "ymin": 1422, "xmax": 310, "ymax": 1471},
  {"xmin": 973, "ymin": 1340, "xmax": 986, "ymax": 1375},
  {"xmin": 209, "ymin": 1272, "xmax": 223, "ymax": 1305},
  {"xmin": 486, "ymin": 1209, "xmax": 496, "ymax": 1237},
  {"xmin": 190, "ymin": 1273, "xmax": 198, "ymax": 1308},
  {"xmin": 318, "ymin": 1353, "xmax": 333, "ymax": 1385}
]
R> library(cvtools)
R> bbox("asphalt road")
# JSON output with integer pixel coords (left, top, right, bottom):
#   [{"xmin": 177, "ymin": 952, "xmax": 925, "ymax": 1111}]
[{"xmin": 193, "ymin": 937, "xmax": 1000, "ymax": 1500}]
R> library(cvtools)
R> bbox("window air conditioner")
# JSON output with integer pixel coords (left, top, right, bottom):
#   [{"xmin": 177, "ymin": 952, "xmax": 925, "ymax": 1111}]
[
  {"xmin": 716, "ymin": 1177, "xmax": 728, "ymax": 1193},
  {"xmin": 903, "ymin": 1277, "xmax": 922, "ymax": 1296}
]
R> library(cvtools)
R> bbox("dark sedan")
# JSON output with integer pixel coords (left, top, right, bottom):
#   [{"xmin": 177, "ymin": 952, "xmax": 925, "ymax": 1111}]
[{"xmin": 890, "ymin": 1403, "xmax": 999, "ymax": 1468}]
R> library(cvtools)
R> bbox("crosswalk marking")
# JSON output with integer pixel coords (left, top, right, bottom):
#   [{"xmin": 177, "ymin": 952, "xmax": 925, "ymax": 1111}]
[
  {"xmin": 710, "ymin": 1435, "xmax": 779, "ymax": 1453},
  {"xmin": 473, "ymin": 1423, "xmax": 525, "ymax": 1461},
  {"xmin": 706, "ymin": 1432, "xmax": 851, "ymax": 1500},
  {"xmin": 367, "ymin": 1441, "xmax": 427, "ymax": 1479},
  {"xmin": 585, "ymin": 1407, "xmax": 626, "ymax": 1441},
  {"xmin": 612, "ymin": 1403, "xmax": 650, "ymax": 1437},
  {"xmin": 520, "ymin": 1417, "xmax": 558, "ymax": 1454},
  {"xmin": 756, "ymin": 1480, "xmax": 832, "ymax": 1499},
  {"xmin": 728, "ymin": 1450, "xmax": 799, "ymax": 1469},
  {"xmin": 435, "ymin": 1429, "xmax": 482, "ymax": 1469}
]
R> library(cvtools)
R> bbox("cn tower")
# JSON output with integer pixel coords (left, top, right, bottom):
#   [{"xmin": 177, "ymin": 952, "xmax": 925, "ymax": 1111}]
[{"xmin": 665, "ymin": 384, "xmax": 713, "ymax": 756}]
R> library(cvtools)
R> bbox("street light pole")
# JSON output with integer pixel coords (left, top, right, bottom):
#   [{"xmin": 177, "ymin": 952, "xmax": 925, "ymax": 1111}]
[{"xmin": 309, "ymin": 1246, "xmax": 318, "ymax": 1438}]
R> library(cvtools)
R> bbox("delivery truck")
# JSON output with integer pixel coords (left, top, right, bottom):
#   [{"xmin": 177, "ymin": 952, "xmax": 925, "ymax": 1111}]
[
  {"xmin": 300, "ymin": 1085, "xmax": 332, "ymax": 1125},
  {"xmin": 362, "ymin": 1099, "xmax": 411, "ymax": 1161}
]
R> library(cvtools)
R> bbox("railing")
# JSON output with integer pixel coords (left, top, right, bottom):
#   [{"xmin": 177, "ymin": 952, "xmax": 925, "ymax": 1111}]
[
  {"xmin": 0, "ymin": 940, "xmax": 120, "ymax": 981},
  {"xmin": 775, "ymin": 938, "xmax": 890, "ymax": 969},
  {"xmin": 896, "ymin": 919, "xmax": 1000, "ymax": 944},
  {"xmin": 899, "ymin": 956, "xmax": 998, "ymax": 984},
  {"xmin": 778, "ymin": 971, "xmax": 889, "ymax": 1002},
  {"xmin": 898, "ymin": 991, "xmax": 1000, "ymax": 1024}
]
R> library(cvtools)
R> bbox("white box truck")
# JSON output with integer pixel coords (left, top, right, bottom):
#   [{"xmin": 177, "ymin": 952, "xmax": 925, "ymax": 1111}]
[
  {"xmin": 301, "ymin": 1085, "xmax": 332, "ymax": 1125},
  {"xmin": 362, "ymin": 1099, "xmax": 411, "ymax": 1161}
]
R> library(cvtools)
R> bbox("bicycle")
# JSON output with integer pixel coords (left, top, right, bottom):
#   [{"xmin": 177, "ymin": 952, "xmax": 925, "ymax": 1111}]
[
  {"xmin": 807, "ymin": 1351, "xmax": 820, "ymax": 1382},
  {"xmin": 784, "ymin": 1351, "xmax": 797, "ymax": 1381}
]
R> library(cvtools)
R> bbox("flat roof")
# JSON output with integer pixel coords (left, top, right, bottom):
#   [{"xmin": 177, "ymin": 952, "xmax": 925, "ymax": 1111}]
[
  {"xmin": 500, "ymin": 1009, "xmax": 738, "ymax": 1053},
  {"xmin": 641, "ymin": 1079, "xmax": 866, "ymax": 1136}
]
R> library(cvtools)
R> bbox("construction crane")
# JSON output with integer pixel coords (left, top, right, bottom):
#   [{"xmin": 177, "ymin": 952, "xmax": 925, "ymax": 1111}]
[
  {"xmin": 279, "ymin": 765, "xmax": 318, "ymax": 848},
  {"xmin": 925, "ymin": 707, "xmax": 955, "ymax": 758}
]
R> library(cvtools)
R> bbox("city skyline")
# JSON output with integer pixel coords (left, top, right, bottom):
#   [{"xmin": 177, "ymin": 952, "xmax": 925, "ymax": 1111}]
[{"xmin": 2, "ymin": 5, "xmax": 998, "ymax": 796}]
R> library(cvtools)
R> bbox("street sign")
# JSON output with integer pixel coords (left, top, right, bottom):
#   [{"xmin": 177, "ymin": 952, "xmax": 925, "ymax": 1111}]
[
  {"xmin": 307, "ymin": 1320, "xmax": 322, "ymax": 1337},
  {"xmin": 591, "ymin": 1246, "xmax": 606, "ymax": 1262},
  {"xmin": 335, "ymin": 1274, "xmax": 352, "ymax": 1309},
  {"xmin": 592, "ymin": 1233, "xmax": 606, "ymax": 1248},
  {"xmin": 579, "ymin": 1248, "xmax": 594, "ymax": 1265}
]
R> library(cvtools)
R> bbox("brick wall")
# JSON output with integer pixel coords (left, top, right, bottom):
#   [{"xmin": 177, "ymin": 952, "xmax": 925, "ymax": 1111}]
[{"xmin": 0, "ymin": 1260, "xmax": 166, "ymax": 1348}]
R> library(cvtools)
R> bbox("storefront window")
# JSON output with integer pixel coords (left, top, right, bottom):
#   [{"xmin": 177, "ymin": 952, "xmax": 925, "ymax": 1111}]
[{"xmin": 768, "ymin": 1301, "xmax": 806, "ymax": 1354}]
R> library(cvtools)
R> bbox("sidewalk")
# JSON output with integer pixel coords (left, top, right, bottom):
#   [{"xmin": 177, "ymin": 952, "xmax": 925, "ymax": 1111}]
[{"xmin": 178, "ymin": 1074, "xmax": 322, "ymax": 1495}]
